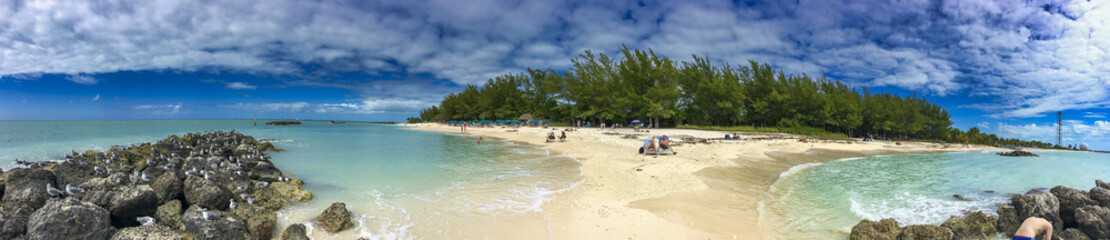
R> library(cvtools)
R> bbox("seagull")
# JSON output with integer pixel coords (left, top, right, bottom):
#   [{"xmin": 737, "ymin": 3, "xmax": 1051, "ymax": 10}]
[
  {"xmin": 136, "ymin": 216, "xmax": 156, "ymax": 226},
  {"xmin": 185, "ymin": 167, "xmax": 199, "ymax": 176},
  {"xmin": 239, "ymin": 193, "xmax": 250, "ymax": 199},
  {"xmin": 95, "ymin": 166, "xmax": 106, "ymax": 174},
  {"xmin": 202, "ymin": 209, "xmax": 222, "ymax": 221},
  {"xmin": 255, "ymin": 181, "xmax": 269, "ymax": 188},
  {"xmin": 140, "ymin": 171, "xmax": 154, "ymax": 181},
  {"xmin": 65, "ymin": 184, "xmax": 85, "ymax": 195},
  {"xmin": 163, "ymin": 163, "xmax": 176, "ymax": 170},
  {"xmin": 46, "ymin": 184, "xmax": 64, "ymax": 198},
  {"xmin": 246, "ymin": 197, "xmax": 261, "ymax": 205},
  {"xmin": 146, "ymin": 159, "xmax": 156, "ymax": 165},
  {"xmin": 204, "ymin": 172, "xmax": 215, "ymax": 181},
  {"xmin": 229, "ymin": 199, "xmax": 238, "ymax": 209},
  {"xmin": 236, "ymin": 171, "xmax": 246, "ymax": 176},
  {"xmin": 107, "ymin": 167, "xmax": 118, "ymax": 174},
  {"xmin": 236, "ymin": 185, "xmax": 246, "ymax": 191}
]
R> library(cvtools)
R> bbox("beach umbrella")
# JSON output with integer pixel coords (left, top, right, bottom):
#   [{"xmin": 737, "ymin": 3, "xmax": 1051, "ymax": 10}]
[
  {"xmin": 631, "ymin": 120, "xmax": 642, "ymax": 124},
  {"xmin": 518, "ymin": 113, "xmax": 534, "ymax": 121}
]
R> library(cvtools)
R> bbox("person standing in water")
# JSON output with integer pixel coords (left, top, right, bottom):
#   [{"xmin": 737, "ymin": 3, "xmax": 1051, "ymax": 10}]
[
  {"xmin": 1013, "ymin": 214, "xmax": 1059, "ymax": 240},
  {"xmin": 477, "ymin": 136, "xmax": 482, "ymax": 145}
]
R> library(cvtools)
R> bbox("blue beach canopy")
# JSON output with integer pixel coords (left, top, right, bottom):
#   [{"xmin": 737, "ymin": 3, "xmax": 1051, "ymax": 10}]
[{"xmin": 631, "ymin": 120, "xmax": 642, "ymax": 123}]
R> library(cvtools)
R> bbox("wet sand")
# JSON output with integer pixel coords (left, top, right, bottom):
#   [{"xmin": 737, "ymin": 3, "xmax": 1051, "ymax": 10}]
[{"xmin": 409, "ymin": 123, "xmax": 1001, "ymax": 239}]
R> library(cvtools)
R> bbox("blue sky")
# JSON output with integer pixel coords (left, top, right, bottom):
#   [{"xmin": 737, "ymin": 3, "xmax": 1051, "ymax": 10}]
[{"xmin": 0, "ymin": 0, "xmax": 1107, "ymax": 149}]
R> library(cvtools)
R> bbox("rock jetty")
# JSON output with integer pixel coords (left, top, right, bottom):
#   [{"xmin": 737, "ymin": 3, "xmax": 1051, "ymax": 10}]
[
  {"xmin": 850, "ymin": 179, "xmax": 1110, "ymax": 240},
  {"xmin": 997, "ymin": 150, "xmax": 1039, "ymax": 157},
  {"xmin": 0, "ymin": 130, "xmax": 312, "ymax": 239},
  {"xmin": 265, "ymin": 121, "xmax": 301, "ymax": 126}
]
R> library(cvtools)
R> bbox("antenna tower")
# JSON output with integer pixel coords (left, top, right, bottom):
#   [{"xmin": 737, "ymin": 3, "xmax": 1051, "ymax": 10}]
[{"xmin": 1057, "ymin": 111, "xmax": 1062, "ymax": 147}]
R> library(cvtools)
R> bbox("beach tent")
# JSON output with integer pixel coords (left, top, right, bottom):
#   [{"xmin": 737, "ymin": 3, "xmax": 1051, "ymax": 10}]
[{"xmin": 518, "ymin": 114, "xmax": 535, "ymax": 121}]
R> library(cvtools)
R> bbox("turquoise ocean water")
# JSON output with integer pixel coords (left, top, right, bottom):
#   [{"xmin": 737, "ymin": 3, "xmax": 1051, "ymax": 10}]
[
  {"xmin": 761, "ymin": 151, "xmax": 1110, "ymax": 239},
  {"xmin": 0, "ymin": 120, "xmax": 583, "ymax": 239}
]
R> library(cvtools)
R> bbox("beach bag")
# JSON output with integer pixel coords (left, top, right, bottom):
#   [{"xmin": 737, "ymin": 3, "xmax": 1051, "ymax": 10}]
[{"xmin": 638, "ymin": 147, "xmax": 644, "ymax": 154}]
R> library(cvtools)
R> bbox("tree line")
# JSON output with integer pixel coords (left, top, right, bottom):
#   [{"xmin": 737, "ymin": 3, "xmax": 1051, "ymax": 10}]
[{"xmin": 416, "ymin": 45, "xmax": 1056, "ymax": 148}]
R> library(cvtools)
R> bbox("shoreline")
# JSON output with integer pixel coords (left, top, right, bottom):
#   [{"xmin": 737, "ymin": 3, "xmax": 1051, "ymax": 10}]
[{"xmin": 407, "ymin": 123, "xmax": 1003, "ymax": 239}]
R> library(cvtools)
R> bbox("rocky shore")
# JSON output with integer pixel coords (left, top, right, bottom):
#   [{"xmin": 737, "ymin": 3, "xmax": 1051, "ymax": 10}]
[
  {"xmin": 996, "ymin": 150, "xmax": 1039, "ymax": 157},
  {"xmin": 851, "ymin": 180, "xmax": 1110, "ymax": 240},
  {"xmin": 0, "ymin": 131, "xmax": 313, "ymax": 240}
]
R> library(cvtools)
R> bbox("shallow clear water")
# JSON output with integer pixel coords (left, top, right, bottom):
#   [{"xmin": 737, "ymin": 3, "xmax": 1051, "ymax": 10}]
[
  {"xmin": 761, "ymin": 151, "xmax": 1110, "ymax": 239},
  {"xmin": 0, "ymin": 120, "xmax": 583, "ymax": 239}
]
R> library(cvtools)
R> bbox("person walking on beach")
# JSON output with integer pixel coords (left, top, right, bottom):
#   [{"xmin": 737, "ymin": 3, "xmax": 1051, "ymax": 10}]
[{"xmin": 1013, "ymin": 214, "xmax": 1059, "ymax": 240}]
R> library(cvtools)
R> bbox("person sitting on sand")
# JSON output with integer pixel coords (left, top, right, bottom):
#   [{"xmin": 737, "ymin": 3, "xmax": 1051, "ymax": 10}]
[
  {"xmin": 1014, "ymin": 214, "xmax": 1059, "ymax": 240},
  {"xmin": 659, "ymin": 135, "xmax": 675, "ymax": 154},
  {"xmin": 546, "ymin": 132, "xmax": 556, "ymax": 143}
]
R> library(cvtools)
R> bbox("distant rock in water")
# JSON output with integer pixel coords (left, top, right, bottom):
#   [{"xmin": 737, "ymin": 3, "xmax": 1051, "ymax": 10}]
[
  {"xmin": 265, "ymin": 121, "xmax": 301, "ymax": 126},
  {"xmin": 997, "ymin": 150, "xmax": 1039, "ymax": 157}
]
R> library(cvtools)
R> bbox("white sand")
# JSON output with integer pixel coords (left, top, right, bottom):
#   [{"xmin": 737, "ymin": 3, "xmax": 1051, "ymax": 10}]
[{"xmin": 408, "ymin": 123, "xmax": 1001, "ymax": 239}]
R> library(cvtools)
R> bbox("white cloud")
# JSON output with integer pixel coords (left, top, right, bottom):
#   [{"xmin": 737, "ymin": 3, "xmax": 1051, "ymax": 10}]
[
  {"xmin": 133, "ymin": 103, "xmax": 183, "ymax": 115},
  {"xmin": 66, "ymin": 75, "xmax": 97, "ymax": 85},
  {"xmin": 92, "ymin": 94, "xmax": 99, "ymax": 101},
  {"xmin": 1085, "ymin": 112, "xmax": 1107, "ymax": 118},
  {"xmin": 219, "ymin": 98, "xmax": 433, "ymax": 114},
  {"xmin": 996, "ymin": 120, "xmax": 1110, "ymax": 150},
  {"xmin": 224, "ymin": 82, "xmax": 257, "ymax": 90},
  {"xmin": 0, "ymin": 0, "xmax": 1106, "ymax": 119},
  {"xmin": 977, "ymin": 122, "xmax": 991, "ymax": 129}
]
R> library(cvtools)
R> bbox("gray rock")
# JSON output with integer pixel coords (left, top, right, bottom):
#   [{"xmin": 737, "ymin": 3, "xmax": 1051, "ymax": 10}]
[
  {"xmin": 940, "ymin": 211, "xmax": 996, "ymax": 240},
  {"xmin": 279, "ymin": 224, "xmax": 308, "ymax": 240},
  {"xmin": 1059, "ymin": 228, "xmax": 1092, "ymax": 240},
  {"xmin": 997, "ymin": 205, "xmax": 1021, "ymax": 237},
  {"xmin": 155, "ymin": 200, "xmax": 184, "ymax": 231},
  {"xmin": 109, "ymin": 224, "xmax": 184, "ymax": 240},
  {"xmin": 313, "ymin": 202, "xmax": 353, "ymax": 233},
  {"xmin": 1097, "ymin": 180, "xmax": 1110, "ymax": 190},
  {"xmin": 2, "ymin": 168, "xmax": 57, "ymax": 220},
  {"xmin": 1011, "ymin": 193, "xmax": 1062, "ymax": 231},
  {"xmin": 184, "ymin": 176, "xmax": 233, "ymax": 211},
  {"xmin": 0, "ymin": 209, "xmax": 27, "ymax": 239},
  {"xmin": 1051, "ymin": 185, "xmax": 1096, "ymax": 228},
  {"xmin": 248, "ymin": 162, "xmax": 282, "ymax": 181},
  {"xmin": 1074, "ymin": 205, "xmax": 1110, "ymax": 240},
  {"xmin": 182, "ymin": 205, "xmax": 249, "ymax": 240},
  {"xmin": 1089, "ymin": 187, "xmax": 1110, "ymax": 208},
  {"xmin": 849, "ymin": 218, "xmax": 900, "ymax": 240},
  {"xmin": 53, "ymin": 162, "xmax": 97, "ymax": 187},
  {"xmin": 151, "ymin": 171, "xmax": 184, "ymax": 204},
  {"xmin": 79, "ymin": 184, "xmax": 159, "ymax": 225},
  {"xmin": 26, "ymin": 198, "xmax": 113, "ymax": 240},
  {"xmin": 898, "ymin": 225, "xmax": 953, "ymax": 240},
  {"xmin": 232, "ymin": 206, "xmax": 276, "ymax": 240}
]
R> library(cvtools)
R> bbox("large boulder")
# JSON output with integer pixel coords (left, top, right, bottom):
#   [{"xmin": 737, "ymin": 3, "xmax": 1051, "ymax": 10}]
[
  {"xmin": 52, "ymin": 162, "xmax": 97, "ymax": 187},
  {"xmin": 1089, "ymin": 187, "xmax": 1110, "ymax": 208},
  {"xmin": 313, "ymin": 202, "xmax": 353, "ymax": 233},
  {"xmin": 997, "ymin": 205, "xmax": 1021, "ymax": 237},
  {"xmin": 939, "ymin": 211, "xmax": 996, "ymax": 240},
  {"xmin": 79, "ymin": 184, "xmax": 159, "ymax": 226},
  {"xmin": 155, "ymin": 200, "xmax": 184, "ymax": 231},
  {"xmin": 110, "ymin": 224, "xmax": 185, "ymax": 240},
  {"xmin": 849, "ymin": 218, "xmax": 900, "ymax": 240},
  {"xmin": 1011, "ymin": 193, "xmax": 1062, "ymax": 231},
  {"xmin": 898, "ymin": 225, "xmax": 953, "ymax": 240},
  {"xmin": 151, "ymin": 171, "xmax": 184, "ymax": 204},
  {"xmin": 2, "ymin": 168, "xmax": 57, "ymax": 220},
  {"xmin": 232, "ymin": 206, "xmax": 276, "ymax": 240},
  {"xmin": 184, "ymin": 176, "xmax": 233, "ymax": 211},
  {"xmin": 248, "ymin": 162, "xmax": 282, "ymax": 181},
  {"xmin": 1097, "ymin": 180, "xmax": 1110, "ymax": 190},
  {"xmin": 1051, "ymin": 186, "xmax": 1096, "ymax": 228},
  {"xmin": 1074, "ymin": 205, "xmax": 1110, "ymax": 240},
  {"xmin": 26, "ymin": 198, "xmax": 113, "ymax": 240},
  {"xmin": 181, "ymin": 205, "xmax": 250, "ymax": 240},
  {"xmin": 279, "ymin": 224, "xmax": 309, "ymax": 240},
  {"xmin": 0, "ymin": 209, "xmax": 27, "ymax": 239},
  {"xmin": 270, "ymin": 181, "xmax": 312, "ymax": 202},
  {"xmin": 1059, "ymin": 228, "xmax": 1092, "ymax": 240}
]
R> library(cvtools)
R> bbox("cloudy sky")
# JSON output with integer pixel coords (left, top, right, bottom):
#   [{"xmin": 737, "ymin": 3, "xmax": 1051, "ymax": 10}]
[{"xmin": 0, "ymin": 0, "xmax": 1107, "ymax": 149}]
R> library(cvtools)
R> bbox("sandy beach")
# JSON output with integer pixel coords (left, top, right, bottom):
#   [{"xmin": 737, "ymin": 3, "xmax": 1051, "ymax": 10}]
[{"xmin": 409, "ymin": 123, "xmax": 1002, "ymax": 239}]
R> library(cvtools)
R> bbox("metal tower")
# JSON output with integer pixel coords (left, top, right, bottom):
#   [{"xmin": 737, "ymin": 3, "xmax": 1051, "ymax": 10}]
[{"xmin": 1057, "ymin": 111, "xmax": 1062, "ymax": 147}]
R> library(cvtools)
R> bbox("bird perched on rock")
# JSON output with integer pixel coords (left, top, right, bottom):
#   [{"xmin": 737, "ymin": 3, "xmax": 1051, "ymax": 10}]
[
  {"xmin": 95, "ymin": 166, "xmax": 106, "ymax": 174},
  {"xmin": 136, "ymin": 216, "xmax": 156, "ymax": 226},
  {"xmin": 140, "ymin": 171, "xmax": 154, "ymax": 181},
  {"xmin": 256, "ymin": 181, "xmax": 269, "ymax": 188},
  {"xmin": 246, "ymin": 197, "xmax": 261, "ymax": 205},
  {"xmin": 163, "ymin": 163, "xmax": 176, "ymax": 170},
  {"xmin": 46, "ymin": 184, "xmax": 64, "ymax": 198},
  {"xmin": 202, "ymin": 209, "xmax": 222, "ymax": 221},
  {"xmin": 229, "ymin": 199, "xmax": 239, "ymax": 209},
  {"xmin": 65, "ymin": 184, "xmax": 85, "ymax": 195}
]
